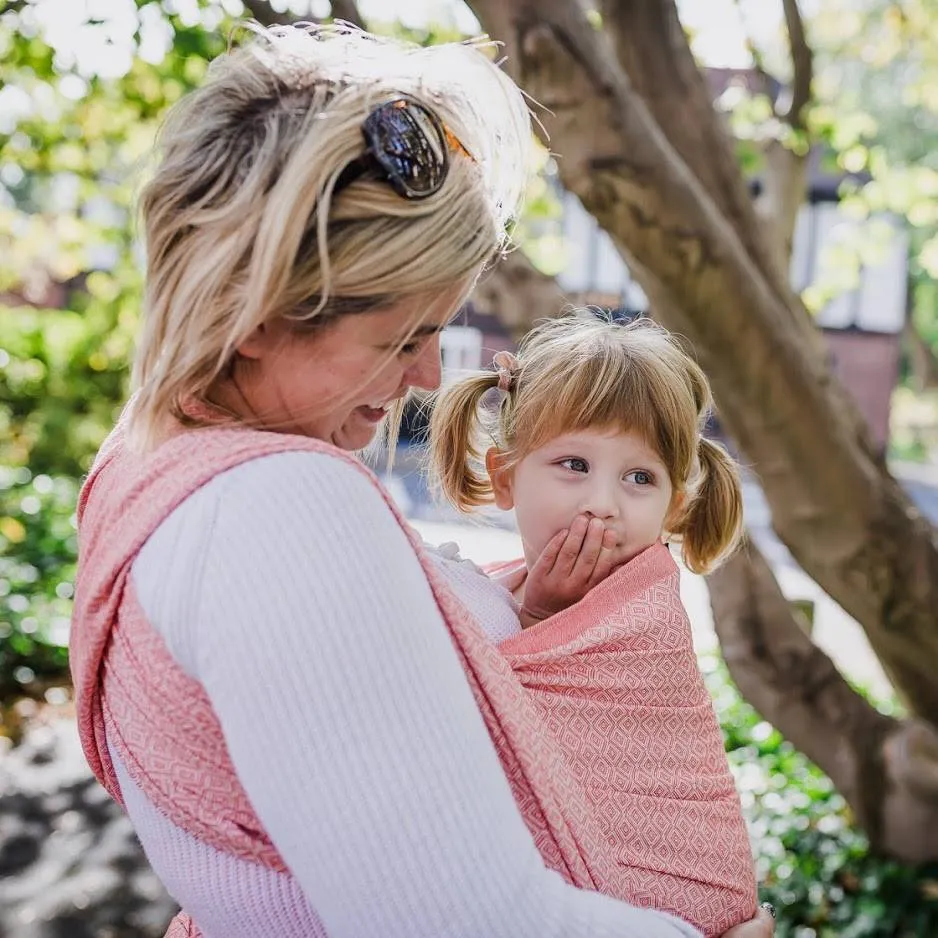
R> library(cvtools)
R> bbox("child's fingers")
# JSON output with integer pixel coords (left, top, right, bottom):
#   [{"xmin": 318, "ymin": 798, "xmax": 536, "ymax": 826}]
[
  {"xmin": 587, "ymin": 528, "xmax": 619, "ymax": 586},
  {"xmin": 571, "ymin": 517, "xmax": 607, "ymax": 581},
  {"xmin": 554, "ymin": 515, "xmax": 589, "ymax": 576},
  {"xmin": 532, "ymin": 528, "xmax": 568, "ymax": 578}
]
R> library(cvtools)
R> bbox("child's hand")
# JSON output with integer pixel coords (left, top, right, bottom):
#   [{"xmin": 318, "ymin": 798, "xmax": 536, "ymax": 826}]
[{"xmin": 520, "ymin": 515, "xmax": 618, "ymax": 628}]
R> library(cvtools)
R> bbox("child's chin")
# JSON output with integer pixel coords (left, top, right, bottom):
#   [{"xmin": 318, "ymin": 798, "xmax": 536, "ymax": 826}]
[{"xmin": 616, "ymin": 543, "xmax": 656, "ymax": 566}]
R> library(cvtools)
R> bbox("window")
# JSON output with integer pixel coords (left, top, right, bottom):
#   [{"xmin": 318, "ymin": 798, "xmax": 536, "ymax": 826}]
[{"xmin": 440, "ymin": 326, "xmax": 484, "ymax": 382}]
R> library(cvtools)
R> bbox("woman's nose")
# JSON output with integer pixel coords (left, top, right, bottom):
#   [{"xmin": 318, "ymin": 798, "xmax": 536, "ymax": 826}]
[{"xmin": 405, "ymin": 335, "xmax": 443, "ymax": 392}]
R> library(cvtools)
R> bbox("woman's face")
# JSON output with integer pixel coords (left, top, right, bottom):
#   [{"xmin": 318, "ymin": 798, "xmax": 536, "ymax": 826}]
[{"xmin": 227, "ymin": 287, "xmax": 462, "ymax": 449}]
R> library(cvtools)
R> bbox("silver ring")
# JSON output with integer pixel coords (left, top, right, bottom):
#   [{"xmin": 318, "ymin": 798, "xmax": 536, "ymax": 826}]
[{"xmin": 760, "ymin": 901, "xmax": 777, "ymax": 919}]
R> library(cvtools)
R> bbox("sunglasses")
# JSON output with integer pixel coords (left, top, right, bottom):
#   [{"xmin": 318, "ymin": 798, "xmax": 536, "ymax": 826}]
[{"xmin": 334, "ymin": 94, "xmax": 474, "ymax": 201}]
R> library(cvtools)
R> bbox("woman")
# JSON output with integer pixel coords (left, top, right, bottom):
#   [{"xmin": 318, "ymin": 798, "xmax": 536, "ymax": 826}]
[{"xmin": 70, "ymin": 22, "xmax": 776, "ymax": 938}]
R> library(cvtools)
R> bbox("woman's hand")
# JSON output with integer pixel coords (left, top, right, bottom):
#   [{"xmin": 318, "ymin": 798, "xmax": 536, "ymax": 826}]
[{"xmin": 721, "ymin": 904, "xmax": 776, "ymax": 938}]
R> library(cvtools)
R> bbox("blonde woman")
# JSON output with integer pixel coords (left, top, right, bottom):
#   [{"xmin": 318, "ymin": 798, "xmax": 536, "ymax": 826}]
[{"xmin": 70, "ymin": 23, "xmax": 776, "ymax": 938}]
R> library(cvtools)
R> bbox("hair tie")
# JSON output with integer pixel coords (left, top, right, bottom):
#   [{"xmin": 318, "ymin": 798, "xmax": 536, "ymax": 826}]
[{"xmin": 492, "ymin": 350, "xmax": 519, "ymax": 393}]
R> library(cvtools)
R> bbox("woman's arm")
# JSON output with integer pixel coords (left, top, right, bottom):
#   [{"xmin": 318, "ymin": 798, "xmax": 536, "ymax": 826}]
[{"xmin": 172, "ymin": 451, "xmax": 702, "ymax": 938}]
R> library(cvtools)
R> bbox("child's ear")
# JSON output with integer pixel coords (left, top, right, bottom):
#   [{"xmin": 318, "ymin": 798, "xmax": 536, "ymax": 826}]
[{"xmin": 485, "ymin": 447, "xmax": 515, "ymax": 511}]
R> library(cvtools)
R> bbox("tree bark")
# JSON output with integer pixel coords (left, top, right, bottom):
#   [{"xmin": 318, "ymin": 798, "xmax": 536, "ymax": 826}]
[
  {"xmin": 467, "ymin": 0, "xmax": 938, "ymax": 858},
  {"xmin": 754, "ymin": 140, "xmax": 808, "ymax": 277},
  {"xmin": 466, "ymin": 0, "xmax": 938, "ymax": 722},
  {"xmin": 240, "ymin": 0, "xmax": 364, "ymax": 28},
  {"xmin": 330, "ymin": 0, "xmax": 364, "ymax": 24},
  {"xmin": 471, "ymin": 249, "xmax": 569, "ymax": 337},
  {"xmin": 241, "ymin": 0, "xmax": 287, "ymax": 27},
  {"xmin": 904, "ymin": 317, "xmax": 938, "ymax": 391}
]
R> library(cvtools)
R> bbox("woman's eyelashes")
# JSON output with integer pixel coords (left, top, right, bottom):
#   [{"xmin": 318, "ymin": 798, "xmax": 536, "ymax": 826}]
[{"xmin": 381, "ymin": 337, "xmax": 427, "ymax": 357}]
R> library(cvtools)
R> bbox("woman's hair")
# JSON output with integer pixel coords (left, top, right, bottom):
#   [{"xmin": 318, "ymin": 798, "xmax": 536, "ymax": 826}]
[
  {"xmin": 129, "ymin": 23, "xmax": 531, "ymax": 446},
  {"xmin": 429, "ymin": 312, "xmax": 743, "ymax": 574}
]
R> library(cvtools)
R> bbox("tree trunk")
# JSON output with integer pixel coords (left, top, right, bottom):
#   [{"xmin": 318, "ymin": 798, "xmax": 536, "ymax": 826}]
[
  {"xmin": 904, "ymin": 316, "xmax": 938, "ymax": 391},
  {"xmin": 467, "ymin": 0, "xmax": 938, "ymax": 858},
  {"xmin": 471, "ymin": 249, "xmax": 569, "ymax": 337}
]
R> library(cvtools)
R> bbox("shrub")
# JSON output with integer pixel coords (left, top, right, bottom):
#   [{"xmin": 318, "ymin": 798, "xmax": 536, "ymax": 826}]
[
  {"xmin": 0, "ymin": 467, "xmax": 76, "ymax": 703},
  {"xmin": 701, "ymin": 654, "xmax": 938, "ymax": 938}
]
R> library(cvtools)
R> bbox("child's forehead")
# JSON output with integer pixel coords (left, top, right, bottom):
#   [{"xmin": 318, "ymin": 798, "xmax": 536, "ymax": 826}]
[{"xmin": 531, "ymin": 426, "xmax": 663, "ymax": 460}]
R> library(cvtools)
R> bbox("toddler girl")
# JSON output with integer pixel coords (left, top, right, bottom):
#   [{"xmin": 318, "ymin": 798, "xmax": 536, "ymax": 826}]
[{"xmin": 426, "ymin": 312, "xmax": 757, "ymax": 937}]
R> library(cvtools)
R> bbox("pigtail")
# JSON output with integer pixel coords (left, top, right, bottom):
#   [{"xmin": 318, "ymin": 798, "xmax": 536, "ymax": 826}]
[
  {"xmin": 674, "ymin": 437, "xmax": 744, "ymax": 575},
  {"xmin": 428, "ymin": 372, "xmax": 501, "ymax": 511}
]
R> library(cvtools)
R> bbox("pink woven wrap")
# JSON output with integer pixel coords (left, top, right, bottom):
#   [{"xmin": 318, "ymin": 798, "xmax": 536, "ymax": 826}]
[
  {"xmin": 500, "ymin": 545, "xmax": 756, "ymax": 936},
  {"xmin": 69, "ymin": 417, "xmax": 754, "ymax": 936},
  {"xmin": 70, "ymin": 420, "xmax": 624, "ymax": 937}
]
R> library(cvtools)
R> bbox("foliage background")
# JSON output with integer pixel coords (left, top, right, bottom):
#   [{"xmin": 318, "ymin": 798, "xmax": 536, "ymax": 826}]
[{"xmin": 3, "ymin": 1, "xmax": 938, "ymax": 934}]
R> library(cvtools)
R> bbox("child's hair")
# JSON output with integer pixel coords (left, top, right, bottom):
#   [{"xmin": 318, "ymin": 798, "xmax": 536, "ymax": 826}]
[{"xmin": 429, "ymin": 312, "xmax": 743, "ymax": 574}]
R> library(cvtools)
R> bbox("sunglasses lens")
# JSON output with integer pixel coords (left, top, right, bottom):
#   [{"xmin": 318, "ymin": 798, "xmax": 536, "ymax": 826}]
[{"xmin": 362, "ymin": 98, "xmax": 448, "ymax": 199}]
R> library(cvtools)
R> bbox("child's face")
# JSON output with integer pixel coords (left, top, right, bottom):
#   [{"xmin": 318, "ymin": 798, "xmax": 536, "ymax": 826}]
[{"xmin": 489, "ymin": 428, "xmax": 678, "ymax": 571}]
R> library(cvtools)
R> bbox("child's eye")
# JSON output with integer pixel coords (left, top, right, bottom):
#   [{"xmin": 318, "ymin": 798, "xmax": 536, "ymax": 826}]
[
  {"xmin": 560, "ymin": 457, "xmax": 589, "ymax": 473},
  {"xmin": 625, "ymin": 469, "xmax": 654, "ymax": 485}
]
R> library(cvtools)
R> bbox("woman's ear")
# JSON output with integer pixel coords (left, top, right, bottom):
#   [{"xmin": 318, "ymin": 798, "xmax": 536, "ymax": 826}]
[
  {"xmin": 236, "ymin": 321, "xmax": 287, "ymax": 360},
  {"xmin": 235, "ymin": 324, "xmax": 268, "ymax": 360},
  {"xmin": 486, "ymin": 447, "xmax": 515, "ymax": 511}
]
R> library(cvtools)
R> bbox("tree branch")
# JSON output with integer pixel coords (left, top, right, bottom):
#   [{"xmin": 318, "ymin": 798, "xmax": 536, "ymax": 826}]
[
  {"xmin": 240, "ymin": 0, "xmax": 291, "ymax": 27},
  {"xmin": 736, "ymin": 0, "xmax": 813, "ymax": 288},
  {"xmin": 903, "ymin": 317, "xmax": 938, "ymax": 391},
  {"xmin": 330, "ymin": 0, "xmax": 364, "ymax": 25},
  {"xmin": 780, "ymin": 0, "xmax": 813, "ymax": 129},
  {"xmin": 597, "ymin": 0, "xmax": 806, "ymax": 300},
  {"xmin": 731, "ymin": 0, "xmax": 781, "ymax": 113}
]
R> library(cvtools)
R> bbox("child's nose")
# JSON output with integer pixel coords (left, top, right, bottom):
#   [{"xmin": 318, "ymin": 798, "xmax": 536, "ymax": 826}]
[{"xmin": 579, "ymin": 486, "xmax": 619, "ymax": 521}]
